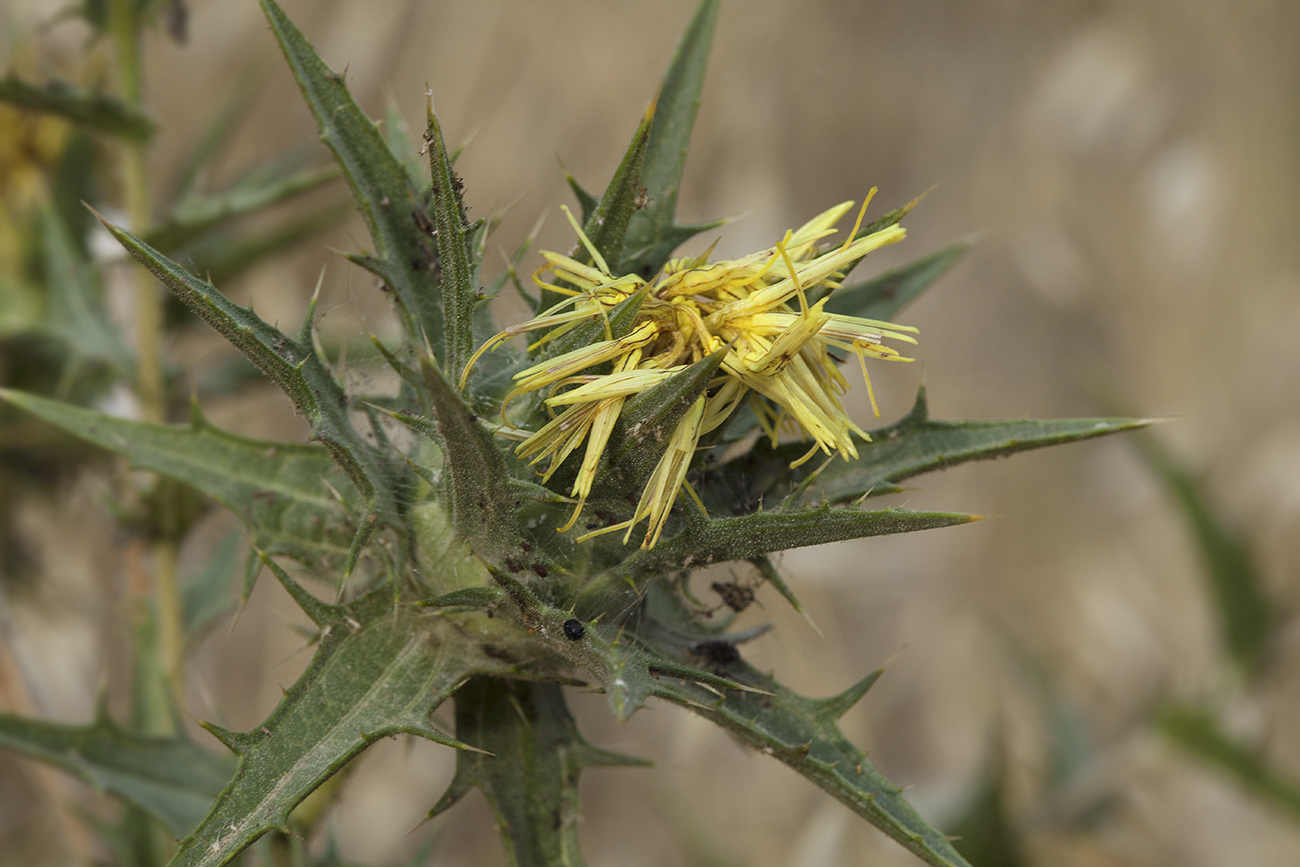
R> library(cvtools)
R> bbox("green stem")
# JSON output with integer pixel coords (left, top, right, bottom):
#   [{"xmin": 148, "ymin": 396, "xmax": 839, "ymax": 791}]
[
  {"xmin": 110, "ymin": 0, "xmax": 184, "ymax": 715},
  {"xmin": 452, "ymin": 678, "xmax": 589, "ymax": 867}
]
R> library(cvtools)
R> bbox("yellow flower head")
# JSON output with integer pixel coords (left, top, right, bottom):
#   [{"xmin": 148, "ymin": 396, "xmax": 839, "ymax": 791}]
[{"xmin": 463, "ymin": 194, "xmax": 918, "ymax": 548}]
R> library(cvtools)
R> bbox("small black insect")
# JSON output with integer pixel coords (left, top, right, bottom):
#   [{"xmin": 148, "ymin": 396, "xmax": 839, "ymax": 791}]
[
  {"xmin": 693, "ymin": 639, "xmax": 740, "ymax": 666},
  {"xmin": 563, "ymin": 619, "xmax": 586, "ymax": 641}
]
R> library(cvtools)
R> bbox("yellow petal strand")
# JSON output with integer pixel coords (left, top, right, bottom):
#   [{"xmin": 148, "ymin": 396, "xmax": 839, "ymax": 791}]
[{"xmin": 468, "ymin": 197, "xmax": 923, "ymax": 548}]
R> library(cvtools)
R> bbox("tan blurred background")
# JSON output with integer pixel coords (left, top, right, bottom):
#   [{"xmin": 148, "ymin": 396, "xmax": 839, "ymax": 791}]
[{"xmin": 4, "ymin": 0, "xmax": 1300, "ymax": 864}]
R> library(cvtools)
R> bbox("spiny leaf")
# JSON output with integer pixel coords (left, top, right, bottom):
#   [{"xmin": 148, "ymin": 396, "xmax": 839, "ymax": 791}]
[
  {"xmin": 713, "ymin": 386, "xmax": 1151, "ymax": 514},
  {"xmin": 618, "ymin": 0, "xmax": 725, "ymax": 279},
  {"xmin": 421, "ymin": 358, "xmax": 523, "ymax": 563},
  {"xmin": 571, "ymin": 99, "xmax": 653, "ymax": 274},
  {"xmin": 655, "ymin": 665, "xmax": 974, "ymax": 867},
  {"xmin": 146, "ymin": 164, "xmax": 340, "ymax": 253},
  {"xmin": 0, "ymin": 711, "xmax": 233, "ymax": 838},
  {"xmin": 425, "ymin": 101, "xmax": 478, "ymax": 381},
  {"xmin": 823, "ymin": 240, "xmax": 970, "ymax": 322},
  {"xmin": 484, "ymin": 565, "xmax": 711, "ymax": 720},
  {"xmin": 635, "ymin": 507, "xmax": 975, "ymax": 581},
  {"xmin": 436, "ymin": 678, "xmax": 621, "ymax": 866},
  {"xmin": 260, "ymin": 0, "xmax": 443, "ymax": 349},
  {"xmin": 593, "ymin": 349, "xmax": 726, "ymax": 498},
  {"xmin": 168, "ymin": 597, "xmax": 505, "ymax": 867},
  {"xmin": 751, "ymin": 554, "xmax": 808, "ymax": 618},
  {"xmin": 578, "ymin": 506, "xmax": 974, "ymax": 618},
  {"xmin": 0, "ymin": 390, "xmax": 362, "ymax": 575},
  {"xmin": 418, "ymin": 587, "xmax": 504, "ymax": 610},
  {"xmin": 808, "ymin": 668, "xmax": 886, "ymax": 721},
  {"xmin": 534, "ymin": 101, "xmax": 651, "ymax": 313},
  {"xmin": 0, "ymin": 72, "xmax": 155, "ymax": 141},
  {"xmin": 97, "ymin": 216, "xmax": 391, "ymax": 509},
  {"xmin": 565, "ymin": 172, "xmax": 598, "ymax": 224}
]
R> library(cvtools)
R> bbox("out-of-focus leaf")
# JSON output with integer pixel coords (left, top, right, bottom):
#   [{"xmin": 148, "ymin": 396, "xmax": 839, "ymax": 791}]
[
  {"xmin": 146, "ymin": 164, "xmax": 340, "ymax": 252},
  {"xmin": 1135, "ymin": 434, "xmax": 1273, "ymax": 671},
  {"xmin": 167, "ymin": 62, "xmax": 266, "ymax": 204},
  {"xmin": 0, "ymin": 711, "xmax": 233, "ymax": 838},
  {"xmin": 39, "ymin": 206, "xmax": 134, "ymax": 375},
  {"xmin": 0, "ymin": 73, "xmax": 155, "ymax": 141},
  {"xmin": 183, "ymin": 528, "xmax": 244, "ymax": 642},
  {"xmin": 175, "ymin": 202, "xmax": 353, "ymax": 288},
  {"xmin": 944, "ymin": 752, "xmax": 1026, "ymax": 867},
  {"xmin": 0, "ymin": 390, "xmax": 362, "ymax": 574},
  {"xmin": 1159, "ymin": 704, "xmax": 1300, "ymax": 820},
  {"xmin": 711, "ymin": 386, "xmax": 1151, "ymax": 514},
  {"xmin": 384, "ymin": 98, "xmax": 427, "ymax": 193},
  {"xmin": 618, "ymin": 0, "xmax": 725, "ymax": 279}
]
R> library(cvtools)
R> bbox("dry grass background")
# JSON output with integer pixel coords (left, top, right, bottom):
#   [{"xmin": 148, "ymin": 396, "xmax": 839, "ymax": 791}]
[{"xmin": 4, "ymin": 0, "xmax": 1300, "ymax": 864}]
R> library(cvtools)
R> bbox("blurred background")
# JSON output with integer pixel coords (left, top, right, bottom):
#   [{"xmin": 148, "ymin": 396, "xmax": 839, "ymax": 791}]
[{"xmin": 3, "ymin": 0, "xmax": 1300, "ymax": 864}]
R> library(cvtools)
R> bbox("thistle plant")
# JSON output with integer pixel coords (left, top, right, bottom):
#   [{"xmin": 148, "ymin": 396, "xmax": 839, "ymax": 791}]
[{"xmin": 0, "ymin": 2, "xmax": 1155, "ymax": 865}]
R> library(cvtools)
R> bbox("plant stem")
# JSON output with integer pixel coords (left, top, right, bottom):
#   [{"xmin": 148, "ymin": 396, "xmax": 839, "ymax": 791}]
[{"xmin": 109, "ymin": 0, "xmax": 184, "ymax": 714}]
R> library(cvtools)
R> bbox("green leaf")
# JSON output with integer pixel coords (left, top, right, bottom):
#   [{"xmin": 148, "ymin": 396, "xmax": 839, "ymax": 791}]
[
  {"xmin": 433, "ymin": 679, "xmax": 645, "ymax": 867},
  {"xmin": 618, "ymin": 0, "xmax": 725, "ymax": 279},
  {"xmin": 578, "ymin": 505, "xmax": 975, "ymax": 618},
  {"xmin": 592, "ymin": 349, "xmax": 726, "ymax": 499},
  {"xmin": 655, "ymin": 665, "xmax": 973, "ymax": 867},
  {"xmin": 539, "ymin": 103, "xmax": 652, "ymax": 314},
  {"xmin": 565, "ymin": 172, "xmax": 598, "ymax": 224},
  {"xmin": 574, "ymin": 102, "xmax": 653, "ymax": 271},
  {"xmin": 713, "ymin": 386, "xmax": 1151, "ymax": 513},
  {"xmin": 96, "ymin": 216, "xmax": 391, "ymax": 509},
  {"xmin": 0, "ymin": 72, "xmax": 155, "ymax": 141},
  {"xmin": 0, "ymin": 390, "xmax": 362, "ymax": 574},
  {"xmin": 1135, "ymin": 434, "xmax": 1273, "ymax": 671},
  {"xmin": 0, "ymin": 711, "xmax": 234, "ymax": 838},
  {"xmin": 424, "ymin": 101, "xmax": 477, "ymax": 381},
  {"xmin": 146, "ymin": 164, "xmax": 341, "ymax": 253},
  {"xmin": 259, "ymin": 0, "xmax": 444, "ymax": 350},
  {"xmin": 168, "ymin": 587, "xmax": 507, "ymax": 867},
  {"xmin": 1158, "ymin": 704, "xmax": 1300, "ymax": 820},
  {"xmin": 823, "ymin": 241, "xmax": 970, "ymax": 322},
  {"xmin": 420, "ymin": 358, "xmax": 524, "ymax": 563},
  {"xmin": 639, "ymin": 506, "xmax": 976, "ymax": 574}
]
